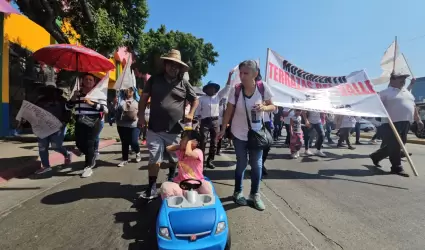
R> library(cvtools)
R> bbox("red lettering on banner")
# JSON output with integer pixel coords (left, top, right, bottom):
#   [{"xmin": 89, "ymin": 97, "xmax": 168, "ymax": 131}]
[
  {"xmin": 290, "ymin": 77, "xmax": 297, "ymax": 88},
  {"xmin": 337, "ymin": 85, "xmax": 347, "ymax": 96},
  {"xmin": 307, "ymin": 81, "xmax": 313, "ymax": 88},
  {"xmin": 351, "ymin": 83, "xmax": 360, "ymax": 94},
  {"xmin": 357, "ymin": 81, "xmax": 367, "ymax": 94},
  {"xmin": 364, "ymin": 80, "xmax": 375, "ymax": 93},
  {"xmin": 290, "ymin": 75, "xmax": 296, "ymax": 88},
  {"xmin": 278, "ymin": 68, "xmax": 283, "ymax": 84},
  {"xmin": 283, "ymin": 71, "xmax": 289, "ymax": 86},
  {"xmin": 301, "ymin": 79, "xmax": 307, "ymax": 88},
  {"xmin": 315, "ymin": 83, "xmax": 322, "ymax": 88},
  {"xmin": 346, "ymin": 84, "xmax": 356, "ymax": 95},
  {"xmin": 268, "ymin": 62, "xmax": 276, "ymax": 80},
  {"xmin": 274, "ymin": 65, "xmax": 279, "ymax": 82}
]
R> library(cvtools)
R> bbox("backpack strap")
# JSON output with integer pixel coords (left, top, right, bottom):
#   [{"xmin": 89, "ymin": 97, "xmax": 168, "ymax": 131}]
[
  {"xmin": 234, "ymin": 83, "xmax": 242, "ymax": 105},
  {"xmin": 256, "ymin": 80, "xmax": 265, "ymax": 100}
]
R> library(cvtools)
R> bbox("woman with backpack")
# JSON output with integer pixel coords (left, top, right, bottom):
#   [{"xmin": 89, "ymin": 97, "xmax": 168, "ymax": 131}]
[
  {"xmin": 217, "ymin": 60, "xmax": 275, "ymax": 211},
  {"xmin": 116, "ymin": 87, "xmax": 142, "ymax": 167}
]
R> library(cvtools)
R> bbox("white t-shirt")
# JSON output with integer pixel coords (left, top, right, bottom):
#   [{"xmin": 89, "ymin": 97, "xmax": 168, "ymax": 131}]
[
  {"xmin": 283, "ymin": 108, "xmax": 291, "ymax": 124},
  {"xmin": 341, "ymin": 116, "xmax": 356, "ymax": 128},
  {"xmin": 308, "ymin": 111, "xmax": 321, "ymax": 124},
  {"xmin": 379, "ymin": 87, "xmax": 415, "ymax": 123},
  {"xmin": 229, "ymin": 83, "xmax": 274, "ymax": 141},
  {"xmin": 290, "ymin": 114, "xmax": 302, "ymax": 133}
]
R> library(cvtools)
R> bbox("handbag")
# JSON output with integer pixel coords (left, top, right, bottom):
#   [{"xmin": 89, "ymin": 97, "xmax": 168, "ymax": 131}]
[
  {"xmin": 242, "ymin": 88, "xmax": 273, "ymax": 150},
  {"xmin": 77, "ymin": 115, "xmax": 99, "ymax": 128}
]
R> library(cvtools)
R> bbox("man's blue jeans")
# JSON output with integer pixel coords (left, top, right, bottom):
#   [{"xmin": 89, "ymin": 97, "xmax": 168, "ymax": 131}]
[
  {"xmin": 38, "ymin": 126, "xmax": 68, "ymax": 168},
  {"xmin": 94, "ymin": 120, "xmax": 104, "ymax": 153},
  {"xmin": 233, "ymin": 137, "xmax": 263, "ymax": 195}
]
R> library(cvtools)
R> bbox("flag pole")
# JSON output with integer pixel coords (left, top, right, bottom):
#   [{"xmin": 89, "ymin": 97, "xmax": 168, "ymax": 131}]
[
  {"xmin": 265, "ymin": 48, "xmax": 270, "ymax": 83},
  {"xmin": 392, "ymin": 36, "xmax": 397, "ymax": 73},
  {"xmin": 402, "ymin": 53, "xmax": 415, "ymax": 79}
]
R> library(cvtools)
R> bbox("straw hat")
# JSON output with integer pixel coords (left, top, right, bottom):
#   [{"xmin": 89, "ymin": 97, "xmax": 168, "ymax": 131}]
[{"xmin": 160, "ymin": 49, "xmax": 189, "ymax": 70}]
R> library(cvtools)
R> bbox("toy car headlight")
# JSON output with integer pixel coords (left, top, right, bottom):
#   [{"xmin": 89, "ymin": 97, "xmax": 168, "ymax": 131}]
[
  {"xmin": 159, "ymin": 227, "xmax": 171, "ymax": 239},
  {"xmin": 215, "ymin": 221, "xmax": 226, "ymax": 234}
]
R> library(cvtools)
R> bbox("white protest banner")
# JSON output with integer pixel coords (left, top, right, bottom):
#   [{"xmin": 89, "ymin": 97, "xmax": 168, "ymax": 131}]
[
  {"xmin": 16, "ymin": 100, "xmax": 63, "ymax": 139},
  {"xmin": 85, "ymin": 72, "xmax": 109, "ymax": 101},
  {"xmin": 230, "ymin": 59, "xmax": 260, "ymax": 86},
  {"xmin": 113, "ymin": 55, "xmax": 133, "ymax": 90},
  {"xmin": 266, "ymin": 48, "xmax": 387, "ymax": 117}
]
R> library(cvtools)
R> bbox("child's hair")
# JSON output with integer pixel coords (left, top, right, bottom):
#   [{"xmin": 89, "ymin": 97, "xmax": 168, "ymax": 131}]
[{"xmin": 181, "ymin": 130, "xmax": 202, "ymax": 146}]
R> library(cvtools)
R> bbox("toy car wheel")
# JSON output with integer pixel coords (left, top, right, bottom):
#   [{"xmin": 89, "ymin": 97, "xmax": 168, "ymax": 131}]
[{"xmin": 225, "ymin": 229, "xmax": 231, "ymax": 250}]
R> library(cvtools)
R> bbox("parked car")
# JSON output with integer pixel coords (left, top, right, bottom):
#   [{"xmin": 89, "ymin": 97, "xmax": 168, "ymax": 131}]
[{"xmin": 358, "ymin": 119, "xmax": 375, "ymax": 132}]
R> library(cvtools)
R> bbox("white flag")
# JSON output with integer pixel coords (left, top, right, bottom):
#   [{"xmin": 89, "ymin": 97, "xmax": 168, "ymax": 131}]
[
  {"xmin": 132, "ymin": 70, "xmax": 137, "ymax": 88},
  {"xmin": 86, "ymin": 72, "xmax": 109, "ymax": 101},
  {"xmin": 113, "ymin": 55, "xmax": 133, "ymax": 90},
  {"xmin": 372, "ymin": 41, "xmax": 413, "ymax": 84}
]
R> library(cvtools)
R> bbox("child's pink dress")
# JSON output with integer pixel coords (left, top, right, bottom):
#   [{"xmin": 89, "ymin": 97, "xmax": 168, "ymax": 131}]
[{"xmin": 160, "ymin": 149, "xmax": 213, "ymax": 199}]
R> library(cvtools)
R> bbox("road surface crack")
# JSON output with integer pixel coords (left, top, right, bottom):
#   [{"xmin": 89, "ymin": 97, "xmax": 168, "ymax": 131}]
[{"xmin": 262, "ymin": 181, "xmax": 344, "ymax": 250}]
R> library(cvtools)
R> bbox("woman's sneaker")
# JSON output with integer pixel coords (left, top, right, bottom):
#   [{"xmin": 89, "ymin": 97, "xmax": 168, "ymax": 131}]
[
  {"xmin": 118, "ymin": 161, "xmax": 128, "ymax": 167},
  {"xmin": 233, "ymin": 192, "xmax": 248, "ymax": 206},
  {"xmin": 249, "ymin": 193, "xmax": 265, "ymax": 211},
  {"xmin": 304, "ymin": 149, "xmax": 313, "ymax": 156},
  {"xmin": 135, "ymin": 153, "xmax": 142, "ymax": 163},
  {"xmin": 315, "ymin": 150, "xmax": 326, "ymax": 157},
  {"xmin": 35, "ymin": 167, "xmax": 52, "ymax": 175},
  {"xmin": 81, "ymin": 167, "xmax": 93, "ymax": 178}
]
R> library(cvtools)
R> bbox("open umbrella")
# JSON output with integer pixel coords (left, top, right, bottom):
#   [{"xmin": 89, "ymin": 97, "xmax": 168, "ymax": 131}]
[
  {"xmin": 33, "ymin": 44, "xmax": 115, "ymax": 72},
  {"xmin": 0, "ymin": 0, "xmax": 20, "ymax": 14}
]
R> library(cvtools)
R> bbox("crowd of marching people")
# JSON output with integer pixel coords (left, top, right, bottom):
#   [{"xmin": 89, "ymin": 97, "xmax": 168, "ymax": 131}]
[{"xmin": 27, "ymin": 48, "xmax": 424, "ymax": 212}]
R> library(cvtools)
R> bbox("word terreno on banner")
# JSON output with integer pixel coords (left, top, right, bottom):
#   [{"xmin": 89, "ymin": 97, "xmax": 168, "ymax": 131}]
[
  {"xmin": 266, "ymin": 49, "xmax": 387, "ymax": 117},
  {"xmin": 16, "ymin": 100, "xmax": 63, "ymax": 139}
]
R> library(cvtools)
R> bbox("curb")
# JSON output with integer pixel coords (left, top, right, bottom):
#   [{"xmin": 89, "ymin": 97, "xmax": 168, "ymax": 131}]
[
  {"xmin": 0, "ymin": 139, "xmax": 116, "ymax": 184},
  {"xmin": 359, "ymin": 134, "xmax": 425, "ymax": 145}
]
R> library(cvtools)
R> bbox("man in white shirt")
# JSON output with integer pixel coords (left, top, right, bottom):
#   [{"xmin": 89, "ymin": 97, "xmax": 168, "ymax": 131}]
[
  {"xmin": 197, "ymin": 71, "xmax": 233, "ymax": 169},
  {"xmin": 370, "ymin": 73, "xmax": 424, "ymax": 177}
]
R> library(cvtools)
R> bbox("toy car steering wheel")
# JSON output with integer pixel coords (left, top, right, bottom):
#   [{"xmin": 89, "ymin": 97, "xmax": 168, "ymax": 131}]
[{"xmin": 179, "ymin": 179, "xmax": 202, "ymax": 191}]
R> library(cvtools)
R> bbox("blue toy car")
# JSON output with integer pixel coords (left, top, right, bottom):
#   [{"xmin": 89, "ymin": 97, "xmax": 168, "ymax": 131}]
[{"xmin": 156, "ymin": 177, "xmax": 231, "ymax": 250}]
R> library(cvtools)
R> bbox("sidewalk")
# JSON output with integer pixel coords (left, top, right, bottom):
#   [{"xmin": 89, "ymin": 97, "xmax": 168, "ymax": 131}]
[
  {"xmin": 0, "ymin": 124, "xmax": 120, "ymax": 184},
  {"xmin": 358, "ymin": 132, "xmax": 425, "ymax": 145}
]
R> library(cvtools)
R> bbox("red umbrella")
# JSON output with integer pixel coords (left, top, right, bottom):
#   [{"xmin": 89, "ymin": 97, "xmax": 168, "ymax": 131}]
[{"xmin": 33, "ymin": 44, "xmax": 115, "ymax": 72}]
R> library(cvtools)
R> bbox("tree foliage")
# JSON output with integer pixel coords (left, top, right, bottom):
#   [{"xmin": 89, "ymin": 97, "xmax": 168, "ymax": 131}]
[
  {"xmin": 135, "ymin": 25, "xmax": 219, "ymax": 86},
  {"xmin": 15, "ymin": 0, "xmax": 149, "ymax": 56}
]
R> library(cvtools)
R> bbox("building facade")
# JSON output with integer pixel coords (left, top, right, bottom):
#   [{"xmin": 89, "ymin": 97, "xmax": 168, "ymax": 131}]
[{"xmin": 0, "ymin": 12, "xmax": 131, "ymax": 136}]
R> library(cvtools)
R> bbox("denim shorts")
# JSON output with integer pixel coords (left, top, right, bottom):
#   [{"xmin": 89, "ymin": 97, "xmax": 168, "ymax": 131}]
[{"xmin": 146, "ymin": 130, "xmax": 180, "ymax": 165}]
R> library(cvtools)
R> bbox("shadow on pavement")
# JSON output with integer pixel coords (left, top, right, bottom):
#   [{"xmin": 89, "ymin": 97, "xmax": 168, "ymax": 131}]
[
  {"xmin": 114, "ymin": 199, "xmax": 161, "ymax": 250},
  {"xmin": 220, "ymin": 196, "xmax": 239, "ymax": 211},
  {"xmin": 213, "ymin": 160, "xmax": 235, "ymax": 168},
  {"xmin": 206, "ymin": 169, "xmax": 408, "ymax": 190},
  {"xmin": 41, "ymin": 182, "xmax": 146, "ymax": 205},
  {"xmin": 318, "ymin": 166, "xmax": 389, "ymax": 177}
]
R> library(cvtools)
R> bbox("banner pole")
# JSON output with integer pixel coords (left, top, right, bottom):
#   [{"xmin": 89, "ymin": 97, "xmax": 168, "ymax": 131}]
[
  {"xmin": 265, "ymin": 48, "xmax": 270, "ymax": 82},
  {"xmin": 402, "ymin": 53, "xmax": 415, "ymax": 79},
  {"xmin": 386, "ymin": 115, "xmax": 418, "ymax": 176}
]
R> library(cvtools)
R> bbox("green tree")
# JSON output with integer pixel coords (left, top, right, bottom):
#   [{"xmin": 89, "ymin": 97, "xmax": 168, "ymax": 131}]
[
  {"xmin": 14, "ymin": 0, "xmax": 149, "ymax": 56},
  {"xmin": 135, "ymin": 25, "xmax": 219, "ymax": 86}
]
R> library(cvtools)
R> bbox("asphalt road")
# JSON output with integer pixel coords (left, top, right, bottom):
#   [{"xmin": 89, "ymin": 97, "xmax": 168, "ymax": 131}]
[{"xmin": 1, "ymin": 135, "xmax": 425, "ymax": 250}]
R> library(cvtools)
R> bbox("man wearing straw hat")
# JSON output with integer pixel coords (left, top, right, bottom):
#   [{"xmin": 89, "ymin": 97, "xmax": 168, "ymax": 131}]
[
  {"xmin": 369, "ymin": 73, "xmax": 423, "ymax": 177},
  {"xmin": 137, "ymin": 49, "xmax": 199, "ymax": 199}
]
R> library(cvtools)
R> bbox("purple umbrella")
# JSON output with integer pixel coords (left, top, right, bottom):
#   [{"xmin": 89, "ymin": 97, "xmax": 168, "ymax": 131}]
[{"xmin": 0, "ymin": 0, "xmax": 20, "ymax": 14}]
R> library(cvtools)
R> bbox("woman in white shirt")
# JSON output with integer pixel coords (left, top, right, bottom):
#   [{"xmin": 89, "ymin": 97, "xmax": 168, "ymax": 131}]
[{"xmin": 218, "ymin": 61, "xmax": 275, "ymax": 211}]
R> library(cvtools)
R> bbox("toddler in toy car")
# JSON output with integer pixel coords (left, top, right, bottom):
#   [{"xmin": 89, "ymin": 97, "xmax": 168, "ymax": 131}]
[{"xmin": 160, "ymin": 130, "xmax": 213, "ymax": 199}]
